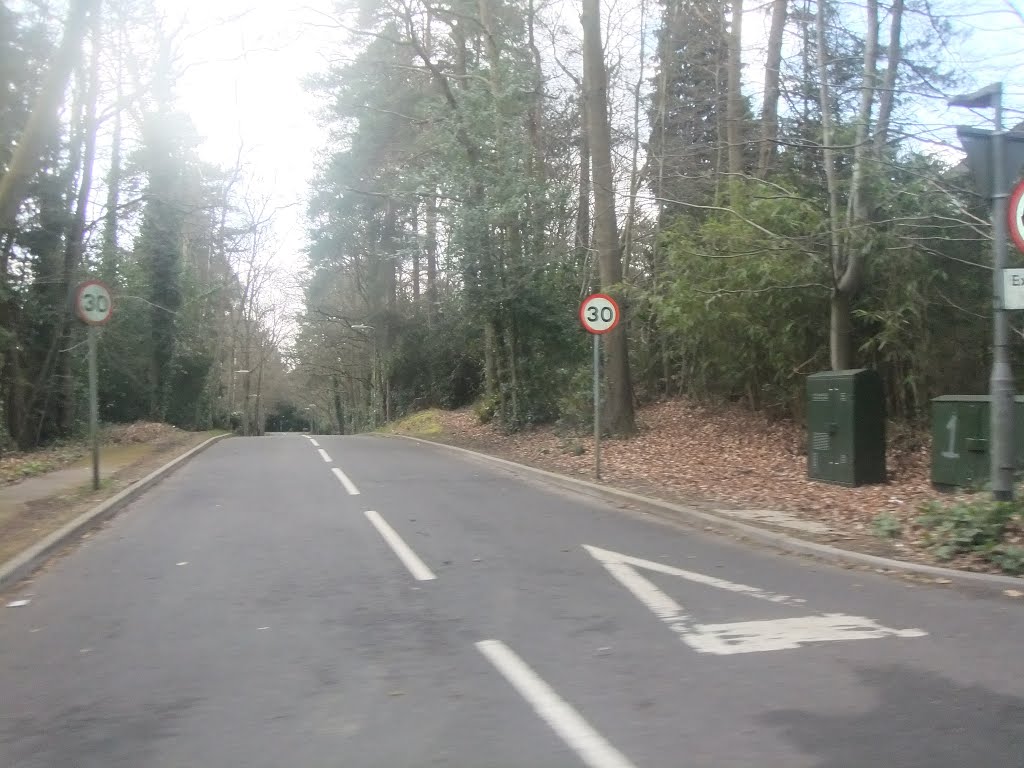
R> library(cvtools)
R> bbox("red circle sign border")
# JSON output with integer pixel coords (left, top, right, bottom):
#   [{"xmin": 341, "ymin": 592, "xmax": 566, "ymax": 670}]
[
  {"xmin": 579, "ymin": 292, "xmax": 621, "ymax": 335},
  {"xmin": 1010, "ymin": 179, "xmax": 1024, "ymax": 254},
  {"xmin": 75, "ymin": 279, "xmax": 114, "ymax": 326}
]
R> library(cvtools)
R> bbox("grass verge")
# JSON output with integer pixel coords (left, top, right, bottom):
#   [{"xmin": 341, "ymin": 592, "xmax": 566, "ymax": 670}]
[{"xmin": 378, "ymin": 409, "xmax": 446, "ymax": 438}]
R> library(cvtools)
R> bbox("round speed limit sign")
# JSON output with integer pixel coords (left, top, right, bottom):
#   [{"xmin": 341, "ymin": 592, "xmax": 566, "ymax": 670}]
[
  {"xmin": 74, "ymin": 280, "xmax": 113, "ymax": 325},
  {"xmin": 1010, "ymin": 179, "xmax": 1024, "ymax": 253},
  {"xmin": 580, "ymin": 293, "xmax": 620, "ymax": 334}
]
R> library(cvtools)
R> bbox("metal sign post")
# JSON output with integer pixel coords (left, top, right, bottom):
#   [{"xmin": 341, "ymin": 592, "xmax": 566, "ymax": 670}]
[
  {"xmin": 580, "ymin": 293, "xmax": 621, "ymax": 480},
  {"xmin": 593, "ymin": 333, "xmax": 601, "ymax": 478},
  {"xmin": 951, "ymin": 83, "xmax": 1017, "ymax": 501},
  {"xmin": 74, "ymin": 280, "xmax": 113, "ymax": 491}
]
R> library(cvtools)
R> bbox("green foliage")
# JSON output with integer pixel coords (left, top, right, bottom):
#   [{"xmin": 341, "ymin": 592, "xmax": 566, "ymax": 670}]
[
  {"xmin": 652, "ymin": 186, "xmax": 830, "ymax": 413},
  {"xmin": 474, "ymin": 394, "xmax": 500, "ymax": 425},
  {"xmin": 989, "ymin": 545, "xmax": 1024, "ymax": 576},
  {"xmin": 872, "ymin": 511, "xmax": 902, "ymax": 539},
  {"xmin": 917, "ymin": 499, "xmax": 1023, "ymax": 571},
  {"xmin": 555, "ymin": 365, "xmax": 596, "ymax": 434}
]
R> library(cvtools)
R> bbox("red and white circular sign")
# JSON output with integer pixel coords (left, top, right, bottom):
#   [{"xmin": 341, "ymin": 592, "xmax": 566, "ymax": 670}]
[
  {"xmin": 1010, "ymin": 179, "xmax": 1024, "ymax": 254},
  {"xmin": 579, "ymin": 293, "xmax": 620, "ymax": 335},
  {"xmin": 74, "ymin": 280, "xmax": 113, "ymax": 325}
]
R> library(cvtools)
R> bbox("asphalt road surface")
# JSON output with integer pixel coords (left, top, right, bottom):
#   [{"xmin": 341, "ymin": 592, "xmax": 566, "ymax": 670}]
[{"xmin": 2, "ymin": 434, "xmax": 1024, "ymax": 767}]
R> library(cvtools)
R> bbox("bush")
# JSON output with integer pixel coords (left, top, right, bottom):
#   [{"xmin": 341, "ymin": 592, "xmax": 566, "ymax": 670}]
[
  {"xmin": 872, "ymin": 511, "xmax": 902, "ymax": 539},
  {"xmin": 474, "ymin": 394, "xmax": 500, "ymax": 425},
  {"xmin": 916, "ymin": 498, "xmax": 1023, "ymax": 571},
  {"xmin": 554, "ymin": 366, "xmax": 594, "ymax": 434},
  {"xmin": 990, "ymin": 545, "xmax": 1024, "ymax": 575}
]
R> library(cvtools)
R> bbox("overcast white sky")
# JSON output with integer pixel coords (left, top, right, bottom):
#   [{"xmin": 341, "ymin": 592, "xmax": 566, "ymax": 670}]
[
  {"xmin": 159, "ymin": 0, "xmax": 335, "ymax": 277},
  {"xmin": 159, "ymin": 0, "xmax": 1024, "ymax": 284}
]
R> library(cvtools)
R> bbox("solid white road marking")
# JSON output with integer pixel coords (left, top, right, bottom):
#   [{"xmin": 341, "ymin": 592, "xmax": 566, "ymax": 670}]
[
  {"xmin": 584, "ymin": 544, "xmax": 926, "ymax": 655},
  {"xmin": 310, "ymin": 439, "xmax": 320, "ymax": 447},
  {"xmin": 364, "ymin": 510, "xmax": 436, "ymax": 581},
  {"xmin": 476, "ymin": 639, "xmax": 637, "ymax": 768},
  {"xmin": 318, "ymin": 448, "xmax": 332, "ymax": 463},
  {"xmin": 331, "ymin": 467, "xmax": 360, "ymax": 495}
]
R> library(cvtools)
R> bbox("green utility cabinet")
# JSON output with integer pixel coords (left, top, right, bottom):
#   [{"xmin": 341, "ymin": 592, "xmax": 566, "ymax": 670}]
[
  {"xmin": 930, "ymin": 395, "xmax": 1024, "ymax": 488},
  {"xmin": 807, "ymin": 369, "xmax": 887, "ymax": 486}
]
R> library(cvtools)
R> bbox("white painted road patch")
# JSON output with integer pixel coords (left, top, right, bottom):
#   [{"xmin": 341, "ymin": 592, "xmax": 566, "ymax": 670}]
[
  {"xmin": 318, "ymin": 448, "xmax": 332, "ymax": 463},
  {"xmin": 310, "ymin": 439, "xmax": 320, "ymax": 447},
  {"xmin": 364, "ymin": 510, "xmax": 436, "ymax": 581},
  {"xmin": 331, "ymin": 467, "xmax": 360, "ymax": 495},
  {"xmin": 476, "ymin": 639, "xmax": 637, "ymax": 768},
  {"xmin": 6, "ymin": 600, "xmax": 30, "ymax": 608},
  {"xmin": 584, "ymin": 545, "xmax": 926, "ymax": 655}
]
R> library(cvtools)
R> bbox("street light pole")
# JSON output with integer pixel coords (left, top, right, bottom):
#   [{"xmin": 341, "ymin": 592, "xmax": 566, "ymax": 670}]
[{"xmin": 951, "ymin": 82, "xmax": 1015, "ymax": 501}]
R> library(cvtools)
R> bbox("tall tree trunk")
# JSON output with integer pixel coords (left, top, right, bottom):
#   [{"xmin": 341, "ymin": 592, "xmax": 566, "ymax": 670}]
[
  {"xmin": 101, "ymin": 15, "xmax": 124, "ymax": 283},
  {"xmin": 829, "ymin": 0, "xmax": 879, "ymax": 370},
  {"xmin": 816, "ymin": 0, "xmax": 848, "ymax": 369},
  {"xmin": 0, "ymin": 233, "xmax": 27, "ymax": 448},
  {"xmin": 582, "ymin": 0, "xmax": 636, "ymax": 435},
  {"xmin": 425, "ymin": 190, "xmax": 437, "ymax": 321},
  {"xmin": 758, "ymin": 0, "xmax": 787, "ymax": 177},
  {"xmin": 412, "ymin": 204, "xmax": 421, "ymax": 301},
  {"xmin": 621, "ymin": 0, "xmax": 647, "ymax": 278},
  {"xmin": 872, "ymin": 0, "xmax": 903, "ymax": 156},
  {"xmin": 575, "ymin": 91, "xmax": 591, "ymax": 272},
  {"xmin": 0, "ymin": 0, "xmax": 98, "ymax": 233},
  {"xmin": 526, "ymin": 0, "xmax": 546, "ymax": 260},
  {"xmin": 59, "ymin": 13, "xmax": 101, "ymax": 434},
  {"xmin": 726, "ymin": 0, "xmax": 744, "ymax": 180},
  {"xmin": 846, "ymin": 0, "xmax": 878, "ymax": 229}
]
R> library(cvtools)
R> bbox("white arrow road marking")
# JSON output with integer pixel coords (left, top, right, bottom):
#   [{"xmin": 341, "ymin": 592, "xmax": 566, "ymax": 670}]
[
  {"xmin": 364, "ymin": 511, "xmax": 436, "ymax": 581},
  {"xmin": 476, "ymin": 640, "xmax": 638, "ymax": 768},
  {"xmin": 583, "ymin": 545, "xmax": 926, "ymax": 655}
]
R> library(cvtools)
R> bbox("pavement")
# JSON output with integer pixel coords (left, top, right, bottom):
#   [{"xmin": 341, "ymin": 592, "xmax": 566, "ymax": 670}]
[
  {"xmin": 1, "ymin": 433, "xmax": 1023, "ymax": 768},
  {"xmin": 0, "ymin": 444, "xmax": 156, "ymax": 510}
]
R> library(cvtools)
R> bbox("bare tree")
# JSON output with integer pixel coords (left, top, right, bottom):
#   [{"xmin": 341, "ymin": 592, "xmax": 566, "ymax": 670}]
[{"xmin": 758, "ymin": 0, "xmax": 788, "ymax": 177}]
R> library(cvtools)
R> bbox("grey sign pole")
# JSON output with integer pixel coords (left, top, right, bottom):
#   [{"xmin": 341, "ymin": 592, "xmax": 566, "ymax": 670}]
[
  {"xmin": 991, "ymin": 86, "xmax": 1015, "ymax": 501},
  {"xmin": 88, "ymin": 325, "xmax": 100, "ymax": 490},
  {"xmin": 951, "ymin": 83, "xmax": 1016, "ymax": 501},
  {"xmin": 74, "ymin": 280, "xmax": 113, "ymax": 492},
  {"xmin": 594, "ymin": 333, "xmax": 601, "ymax": 480}
]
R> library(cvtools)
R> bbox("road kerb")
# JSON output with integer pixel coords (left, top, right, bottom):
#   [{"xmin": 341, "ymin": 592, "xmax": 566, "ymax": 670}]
[
  {"xmin": 0, "ymin": 434, "xmax": 230, "ymax": 591},
  {"xmin": 383, "ymin": 433, "xmax": 1024, "ymax": 595}
]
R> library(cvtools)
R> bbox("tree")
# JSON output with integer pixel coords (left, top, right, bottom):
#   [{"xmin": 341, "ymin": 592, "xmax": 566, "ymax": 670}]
[{"xmin": 583, "ymin": 0, "xmax": 635, "ymax": 435}]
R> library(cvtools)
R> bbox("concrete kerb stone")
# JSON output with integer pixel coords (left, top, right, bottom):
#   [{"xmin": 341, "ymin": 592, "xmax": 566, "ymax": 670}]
[
  {"xmin": 383, "ymin": 433, "xmax": 1024, "ymax": 596},
  {"xmin": 0, "ymin": 433, "xmax": 231, "ymax": 592}
]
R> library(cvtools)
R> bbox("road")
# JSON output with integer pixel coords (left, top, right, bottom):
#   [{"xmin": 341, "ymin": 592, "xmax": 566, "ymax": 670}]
[{"xmin": 2, "ymin": 434, "xmax": 1024, "ymax": 767}]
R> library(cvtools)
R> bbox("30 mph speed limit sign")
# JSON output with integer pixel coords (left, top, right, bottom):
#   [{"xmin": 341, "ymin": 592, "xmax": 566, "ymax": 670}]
[
  {"xmin": 580, "ymin": 293, "xmax": 620, "ymax": 334},
  {"xmin": 74, "ymin": 280, "xmax": 113, "ymax": 325},
  {"xmin": 1010, "ymin": 179, "xmax": 1024, "ymax": 253}
]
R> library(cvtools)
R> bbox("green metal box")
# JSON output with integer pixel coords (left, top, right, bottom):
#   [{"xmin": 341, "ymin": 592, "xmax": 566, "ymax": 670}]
[
  {"xmin": 807, "ymin": 369, "xmax": 887, "ymax": 486},
  {"xmin": 930, "ymin": 395, "xmax": 1024, "ymax": 488}
]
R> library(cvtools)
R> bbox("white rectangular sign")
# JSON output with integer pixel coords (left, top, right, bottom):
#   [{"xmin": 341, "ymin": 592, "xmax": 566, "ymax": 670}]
[{"xmin": 1003, "ymin": 268, "xmax": 1024, "ymax": 310}]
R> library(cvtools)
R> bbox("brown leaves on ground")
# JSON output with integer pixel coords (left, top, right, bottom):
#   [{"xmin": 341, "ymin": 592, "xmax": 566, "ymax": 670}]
[
  {"xmin": 434, "ymin": 399, "xmax": 946, "ymax": 545},
  {"xmin": 0, "ymin": 444, "xmax": 87, "ymax": 486},
  {"xmin": 0, "ymin": 421, "xmax": 186, "ymax": 486},
  {"xmin": 103, "ymin": 421, "xmax": 183, "ymax": 445}
]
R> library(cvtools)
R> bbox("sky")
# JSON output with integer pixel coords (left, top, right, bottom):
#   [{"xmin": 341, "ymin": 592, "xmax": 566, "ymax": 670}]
[
  {"xmin": 160, "ymin": 0, "xmax": 336, "ymax": 280},
  {"xmin": 160, "ymin": 0, "xmax": 1024, "ymax": 289}
]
